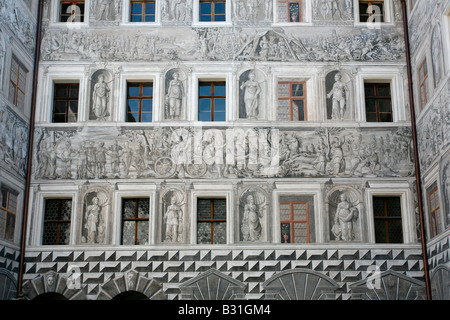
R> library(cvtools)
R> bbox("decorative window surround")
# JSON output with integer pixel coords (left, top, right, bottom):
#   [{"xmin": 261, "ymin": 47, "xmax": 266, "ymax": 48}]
[
  {"xmin": 122, "ymin": 0, "xmax": 162, "ymax": 26},
  {"xmin": 365, "ymin": 182, "xmax": 417, "ymax": 244},
  {"xmin": 422, "ymin": 166, "xmax": 444, "ymax": 240},
  {"xmin": 28, "ymin": 184, "xmax": 78, "ymax": 246},
  {"xmin": 50, "ymin": 0, "xmax": 90, "ymax": 27},
  {"xmin": 273, "ymin": 0, "xmax": 312, "ymax": 26},
  {"xmin": 272, "ymin": 183, "xmax": 323, "ymax": 244},
  {"xmin": 112, "ymin": 184, "xmax": 157, "ymax": 245},
  {"xmin": 355, "ymin": 67, "xmax": 406, "ymax": 123},
  {"xmin": 36, "ymin": 66, "xmax": 86, "ymax": 124},
  {"xmin": 192, "ymin": 0, "xmax": 232, "ymax": 27},
  {"xmin": 189, "ymin": 184, "xmax": 234, "ymax": 245},
  {"xmin": 353, "ymin": 0, "xmax": 394, "ymax": 27}
]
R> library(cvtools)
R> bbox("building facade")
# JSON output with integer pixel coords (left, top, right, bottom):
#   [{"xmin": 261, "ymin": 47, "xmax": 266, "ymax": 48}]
[{"xmin": 0, "ymin": 0, "xmax": 448, "ymax": 300}]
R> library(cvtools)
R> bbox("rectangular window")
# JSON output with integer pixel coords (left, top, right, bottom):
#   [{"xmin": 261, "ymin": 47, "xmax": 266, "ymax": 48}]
[
  {"xmin": 278, "ymin": 0, "xmax": 303, "ymax": 22},
  {"xmin": 198, "ymin": 81, "xmax": 226, "ymax": 122},
  {"xmin": 0, "ymin": 186, "xmax": 18, "ymax": 242},
  {"xmin": 42, "ymin": 199, "xmax": 72, "ymax": 245},
  {"xmin": 278, "ymin": 81, "xmax": 307, "ymax": 121},
  {"xmin": 280, "ymin": 198, "xmax": 310, "ymax": 243},
  {"xmin": 359, "ymin": 0, "xmax": 385, "ymax": 23},
  {"xmin": 199, "ymin": 0, "xmax": 226, "ymax": 22},
  {"xmin": 9, "ymin": 57, "xmax": 27, "ymax": 109},
  {"xmin": 427, "ymin": 183, "xmax": 442, "ymax": 238},
  {"xmin": 130, "ymin": 0, "xmax": 156, "ymax": 22},
  {"xmin": 364, "ymin": 82, "xmax": 393, "ymax": 122},
  {"xmin": 52, "ymin": 83, "xmax": 79, "ymax": 123},
  {"xmin": 126, "ymin": 82, "xmax": 153, "ymax": 122},
  {"xmin": 418, "ymin": 58, "xmax": 428, "ymax": 110},
  {"xmin": 373, "ymin": 196, "xmax": 403, "ymax": 243},
  {"xmin": 59, "ymin": 0, "xmax": 85, "ymax": 23},
  {"xmin": 197, "ymin": 198, "xmax": 226, "ymax": 244},
  {"xmin": 121, "ymin": 198, "xmax": 150, "ymax": 245}
]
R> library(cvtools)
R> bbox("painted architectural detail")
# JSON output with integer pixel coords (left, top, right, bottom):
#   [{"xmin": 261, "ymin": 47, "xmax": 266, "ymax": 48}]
[
  {"xmin": 81, "ymin": 186, "xmax": 111, "ymax": 245},
  {"xmin": 90, "ymin": 69, "xmax": 113, "ymax": 121},
  {"xmin": 239, "ymin": 187, "xmax": 267, "ymax": 242},
  {"xmin": 239, "ymin": 69, "xmax": 264, "ymax": 120},
  {"xmin": 164, "ymin": 67, "xmax": 187, "ymax": 120},
  {"xmin": 326, "ymin": 70, "xmax": 352, "ymax": 120},
  {"xmin": 328, "ymin": 187, "xmax": 361, "ymax": 242},
  {"xmin": 161, "ymin": 187, "xmax": 186, "ymax": 243}
]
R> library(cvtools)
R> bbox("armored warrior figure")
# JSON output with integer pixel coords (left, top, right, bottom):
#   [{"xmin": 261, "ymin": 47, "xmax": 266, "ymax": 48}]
[{"xmin": 164, "ymin": 196, "xmax": 183, "ymax": 242}]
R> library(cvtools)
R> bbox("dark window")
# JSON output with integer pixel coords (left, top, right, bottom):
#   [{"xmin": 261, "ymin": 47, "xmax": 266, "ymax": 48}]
[
  {"xmin": 121, "ymin": 198, "xmax": 150, "ymax": 245},
  {"xmin": 373, "ymin": 196, "xmax": 403, "ymax": 243},
  {"xmin": 364, "ymin": 82, "xmax": 393, "ymax": 122},
  {"xmin": 59, "ymin": 1, "xmax": 85, "ymax": 23},
  {"xmin": 43, "ymin": 199, "xmax": 72, "ymax": 245},
  {"xmin": 199, "ymin": 81, "xmax": 226, "ymax": 121},
  {"xmin": 278, "ymin": 81, "xmax": 307, "ymax": 121},
  {"xmin": 418, "ymin": 58, "xmax": 428, "ymax": 110},
  {"xmin": 130, "ymin": 0, "xmax": 156, "ymax": 22},
  {"xmin": 126, "ymin": 82, "xmax": 153, "ymax": 122},
  {"xmin": 199, "ymin": 0, "xmax": 226, "ymax": 22},
  {"xmin": 0, "ymin": 186, "xmax": 18, "ymax": 242},
  {"xmin": 197, "ymin": 198, "xmax": 226, "ymax": 244},
  {"xmin": 427, "ymin": 183, "xmax": 441, "ymax": 238},
  {"xmin": 277, "ymin": 0, "xmax": 303, "ymax": 22},
  {"xmin": 52, "ymin": 83, "xmax": 79, "ymax": 123},
  {"xmin": 280, "ymin": 200, "xmax": 310, "ymax": 243},
  {"xmin": 9, "ymin": 57, "xmax": 27, "ymax": 109},
  {"xmin": 359, "ymin": 1, "xmax": 385, "ymax": 23}
]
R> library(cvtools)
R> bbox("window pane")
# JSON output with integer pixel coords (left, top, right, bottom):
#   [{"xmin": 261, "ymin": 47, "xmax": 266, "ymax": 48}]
[
  {"xmin": 212, "ymin": 222, "xmax": 226, "ymax": 244},
  {"xmin": 142, "ymin": 84, "xmax": 153, "ymax": 96},
  {"xmin": 289, "ymin": 3, "xmax": 300, "ymax": 22},
  {"xmin": 145, "ymin": 2, "xmax": 155, "ymax": 14},
  {"xmin": 137, "ymin": 221, "xmax": 149, "ymax": 244},
  {"xmin": 70, "ymin": 84, "xmax": 79, "ymax": 98},
  {"xmin": 281, "ymin": 223, "xmax": 291, "ymax": 243},
  {"xmin": 197, "ymin": 222, "xmax": 212, "ymax": 244},
  {"xmin": 199, "ymin": 83, "xmax": 212, "ymax": 96},
  {"xmin": 122, "ymin": 221, "xmax": 136, "ymax": 245},
  {"xmin": 131, "ymin": 3, "xmax": 143, "ymax": 14},
  {"xmin": 142, "ymin": 99, "xmax": 153, "ymax": 112},
  {"xmin": 377, "ymin": 84, "xmax": 391, "ymax": 97},
  {"xmin": 197, "ymin": 199, "xmax": 212, "ymax": 219},
  {"xmin": 199, "ymin": 99, "xmax": 212, "ymax": 112},
  {"xmin": 213, "ymin": 199, "xmax": 226, "ymax": 219},
  {"xmin": 55, "ymin": 84, "xmax": 69, "ymax": 98},
  {"xmin": 364, "ymin": 83, "xmax": 375, "ymax": 96},
  {"xmin": 214, "ymin": 111, "xmax": 226, "ymax": 122},
  {"xmin": 365, "ymin": 100, "xmax": 376, "ymax": 113},
  {"xmin": 127, "ymin": 113, "xmax": 138, "ymax": 122},
  {"xmin": 128, "ymin": 84, "xmax": 141, "ymax": 97},
  {"xmin": 141, "ymin": 112, "xmax": 152, "ymax": 122},
  {"xmin": 214, "ymin": 83, "xmax": 226, "ymax": 96},
  {"xmin": 291, "ymin": 83, "xmax": 304, "ymax": 97},
  {"xmin": 127, "ymin": 99, "xmax": 140, "ymax": 113},
  {"xmin": 214, "ymin": 98, "xmax": 226, "ymax": 111},
  {"xmin": 199, "ymin": 112, "xmax": 212, "ymax": 121},
  {"xmin": 378, "ymin": 100, "xmax": 391, "ymax": 113},
  {"xmin": 379, "ymin": 112, "xmax": 392, "ymax": 123}
]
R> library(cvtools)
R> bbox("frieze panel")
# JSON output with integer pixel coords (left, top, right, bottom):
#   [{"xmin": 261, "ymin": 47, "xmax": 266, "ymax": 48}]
[{"xmin": 32, "ymin": 126, "xmax": 415, "ymax": 181}]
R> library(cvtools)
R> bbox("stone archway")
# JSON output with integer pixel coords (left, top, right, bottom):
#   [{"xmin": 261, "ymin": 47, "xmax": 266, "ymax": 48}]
[
  {"xmin": 0, "ymin": 269, "xmax": 17, "ymax": 300},
  {"xmin": 430, "ymin": 265, "xmax": 450, "ymax": 300}
]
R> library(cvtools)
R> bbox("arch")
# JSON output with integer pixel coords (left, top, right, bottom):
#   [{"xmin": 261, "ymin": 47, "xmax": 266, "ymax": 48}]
[
  {"xmin": 0, "ymin": 269, "xmax": 18, "ymax": 300},
  {"xmin": 262, "ymin": 269, "xmax": 339, "ymax": 300},
  {"xmin": 430, "ymin": 265, "xmax": 450, "ymax": 300},
  {"xmin": 112, "ymin": 291, "xmax": 149, "ymax": 301},
  {"xmin": 33, "ymin": 292, "xmax": 68, "ymax": 300}
]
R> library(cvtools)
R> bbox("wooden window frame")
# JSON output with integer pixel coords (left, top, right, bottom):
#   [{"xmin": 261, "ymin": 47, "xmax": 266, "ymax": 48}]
[
  {"xmin": 418, "ymin": 58, "xmax": 428, "ymax": 110},
  {"xmin": 280, "ymin": 200, "xmax": 310, "ymax": 243},
  {"xmin": 121, "ymin": 198, "xmax": 150, "ymax": 245},
  {"xmin": 197, "ymin": 198, "xmax": 226, "ymax": 244},
  {"xmin": 373, "ymin": 196, "xmax": 403, "ymax": 244},
  {"xmin": 0, "ymin": 187, "xmax": 17, "ymax": 242},
  {"xmin": 359, "ymin": 0, "xmax": 385, "ymax": 23},
  {"xmin": 52, "ymin": 83, "xmax": 79, "ymax": 123},
  {"xmin": 59, "ymin": 0, "xmax": 85, "ymax": 23},
  {"xmin": 278, "ymin": 0, "xmax": 303, "ymax": 23},
  {"xmin": 198, "ymin": 81, "xmax": 226, "ymax": 122},
  {"xmin": 199, "ymin": 0, "xmax": 226, "ymax": 22},
  {"xmin": 43, "ymin": 198, "xmax": 72, "ymax": 246},
  {"xmin": 126, "ymin": 82, "xmax": 153, "ymax": 122},
  {"xmin": 130, "ymin": 0, "xmax": 156, "ymax": 22},
  {"xmin": 427, "ymin": 186, "xmax": 440, "ymax": 238},
  {"xmin": 364, "ymin": 82, "xmax": 393, "ymax": 122},
  {"xmin": 278, "ymin": 81, "xmax": 307, "ymax": 121},
  {"xmin": 9, "ymin": 57, "xmax": 27, "ymax": 108}
]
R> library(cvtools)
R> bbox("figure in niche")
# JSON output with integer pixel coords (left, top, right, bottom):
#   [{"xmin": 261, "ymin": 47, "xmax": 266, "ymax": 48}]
[
  {"xmin": 92, "ymin": 74, "xmax": 110, "ymax": 120},
  {"xmin": 240, "ymin": 71, "xmax": 261, "ymax": 120},
  {"xmin": 241, "ymin": 195, "xmax": 263, "ymax": 241},
  {"xmin": 97, "ymin": 0, "xmax": 111, "ymax": 20},
  {"xmin": 331, "ymin": 193, "xmax": 359, "ymax": 241},
  {"xmin": 163, "ymin": 196, "xmax": 183, "ymax": 242},
  {"xmin": 84, "ymin": 195, "xmax": 106, "ymax": 244},
  {"xmin": 327, "ymin": 72, "xmax": 348, "ymax": 120},
  {"xmin": 166, "ymin": 72, "xmax": 184, "ymax": 120}
]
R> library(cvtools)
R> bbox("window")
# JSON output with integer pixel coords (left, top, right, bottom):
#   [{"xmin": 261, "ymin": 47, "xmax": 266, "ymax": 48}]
[
  {"xmin": 59, "ymin": 0, "xmax": 85, "ymax": 23},
  {"xmin": 418, "ymin": 58, "xmax": 428, "ymax": 110},
  {"xmin": 277, "ymin": 0, "xmax": 303, "ymax": 22},
  {"xmin": 279, "ymin": 197, "xmax": 310, "ymax": 243},
  {"xmin": 427, "ymin": 183, "xmax": 442, "ymax": 238},
  {"xmin": 199, "ymin": 0, "xmax": 226, "ymax": 22},
  {"xmin": 359, "ymin": 0, "xmax": 385, "ymax": 23},
  {"xmin": 52, "ymin": 83, "xmax": 79, "ymax": 123},
  {"xmin": 121, "ymin": 198, "xmax": 150, "ymax": 245},
  {"xmin": 126, "ymin": 82, "xmax": 153, "ymax": 122},
  {"xmin": 198, "ymin": 81, "xmax": 226, "ymax": 121},
  {"xmin": 197, "ymin": 198, "xmax": 226, "ymax": 244},
  {"xmin": 130, "ymin": 0, "xmax": 156, "ymax": 22},
  {"xmin": 9, "ymin": 57, "xmax": 27, "ymax": 109},
  {"xmin": 0, "ymin": 186, "xmax": 18, "ymax": 242},
  {"xmin": 42, "ymin": 199, "xmax": 72, "ymax": 245},
  {"xmin": 278, "ymin": 81, "xmax": 307, "ymax": 121},
  {"xmin": 364, "ymin": 82, "xmax": 392, "ymax": 122},
  {"xmin": 373, "ymin": 196, "xmax": 403, "ymax": 243}
]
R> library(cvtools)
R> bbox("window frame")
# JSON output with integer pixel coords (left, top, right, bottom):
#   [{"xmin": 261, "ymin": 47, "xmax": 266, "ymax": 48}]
[
  {"xmin": 120, "ymin": 197, "xmax": 151, "ymax": 245},
  {"xmin": 363, "ymin": 81, "xmax": 393, "ymax": 123},
  {"xmin": 52, "ymin": 82, "xmax": 80, "ymax": 123},
  {"xmin": 193, "ymin": 0, "xmax": 231, "ymax": 26},
  {"xmin": 427, "ymin": 184, "xmax": 441, "ymax": 238},
  {"xmin": 9, "ymin": 56, "xmax": 28, "ymax": 109},
  {"xmin": 129, "ymin": 0, "xmax": 156, "ymax": 23},
  {"xmin": 277, "ymin": 81, "xmax": 307, "ymax": 121},
  {"xmin": 196, "ymin": 198, "xmax": 227, "ymax": 244},
  {"xmin": 126, "ymin": 81, "xmax": 154, "ymax": 123},
  {"xmin": 0, "ymin": 186, "xmax": 18, "ymax": 243},
  {"xmin": 372, "ymin": 196, "xmax": 403, "ymax": 244},
  {"xmin": 198, "ymin": 80, "xmax": 227, "ymax": 122},
  {"xmin": 279, "ymin": 199, "xmax": 310, "ymax": 244},
  {"xmin": 353, "ymin": 0, "xmax": 394, "ymax": 27},
  {"xmin": 199, "ymin": 0, "xmax": 226, "ymax": 22},
  {"xmin": 59, "ymin": 0, "xmax": 86, "ymax": 23},
  {"xmin": 418, "ymin": 58, "xmax": 429, "ymax": 110},
  {"xmin": 42, "ymin": 198, "xmax": 73, "ymax": 246}
]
